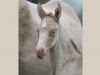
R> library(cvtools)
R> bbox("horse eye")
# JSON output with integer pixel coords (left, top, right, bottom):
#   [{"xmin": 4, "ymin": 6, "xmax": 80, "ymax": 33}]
[
  {"xmin": 49, "ymin": 30, "xmax": 56, "ymax": 37},
  {"xmin": 51, "ymin": 30, "xmax": 55, "ymax": 34}
]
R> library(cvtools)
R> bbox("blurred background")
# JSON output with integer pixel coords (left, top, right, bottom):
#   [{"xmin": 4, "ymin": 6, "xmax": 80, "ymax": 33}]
[{"xmin": 28, "ymin": 0, "xmax": 82, "ymax": 24}]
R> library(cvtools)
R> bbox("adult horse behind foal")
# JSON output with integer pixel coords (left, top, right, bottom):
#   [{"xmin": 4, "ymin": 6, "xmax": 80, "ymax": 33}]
[
  {"xmin": 19, "ymin": 0, "xmax": 51, "ymax": 75},
  {"xmin": 19, "ymin": 0, "xmax": 82, "ymax": 75}
]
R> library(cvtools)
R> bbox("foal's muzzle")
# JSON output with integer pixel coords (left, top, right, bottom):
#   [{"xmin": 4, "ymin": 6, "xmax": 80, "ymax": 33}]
[{"xmin": 35, "ymin": 48, "xmax": 45, "ymax": 59}]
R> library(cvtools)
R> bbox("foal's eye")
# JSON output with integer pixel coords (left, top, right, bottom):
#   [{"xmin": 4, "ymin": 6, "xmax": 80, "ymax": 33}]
[
  {"xmin": 49, "ymin": 30, "xmax": 56, "ymax": 37},
  {"xmin": 51, "ymin": 30, "xmax": 55, "ymax": 34}
]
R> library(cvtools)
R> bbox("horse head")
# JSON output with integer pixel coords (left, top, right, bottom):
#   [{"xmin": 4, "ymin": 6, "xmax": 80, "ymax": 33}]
[{"xmin": 36, "ymin": 4, "xmax": 62, "ymax": 59}]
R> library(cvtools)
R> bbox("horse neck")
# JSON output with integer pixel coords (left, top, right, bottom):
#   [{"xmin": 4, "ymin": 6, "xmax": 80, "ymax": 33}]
[
  {"xmin": 50, "ymin": 42, "xmax": 63, "ymax": 75},
  {"xmin": 49, "ymin": 23, "xmax": 67, "ymax": 75}
]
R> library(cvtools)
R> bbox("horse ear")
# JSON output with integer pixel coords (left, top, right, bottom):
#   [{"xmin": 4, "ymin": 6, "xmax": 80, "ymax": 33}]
[
  {"xmin": 37, "ymin": 3, "xmax": 46, "ymax": 19},
  {"xmin": 54, "ymin": 4, "xmax": 62, "ymax": 22}
]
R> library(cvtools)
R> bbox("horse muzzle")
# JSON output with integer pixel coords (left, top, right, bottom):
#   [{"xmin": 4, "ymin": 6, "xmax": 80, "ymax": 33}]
[{"xmin": 35, "ymin": 48, "xmax": 45, "ymax": 59}]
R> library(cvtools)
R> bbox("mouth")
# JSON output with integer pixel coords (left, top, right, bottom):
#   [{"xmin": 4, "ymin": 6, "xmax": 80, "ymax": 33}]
[
  {"xmin": 36, "ymin": 49, "xmax": 49, "ymax": 59},
  {"xmin": 36, "ymin": 51, "xmax": 45, "ymax": 59}
]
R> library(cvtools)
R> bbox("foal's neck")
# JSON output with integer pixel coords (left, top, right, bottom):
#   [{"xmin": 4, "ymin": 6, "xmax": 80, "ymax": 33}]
[
  {"xmin": 50, "ymin": 44, "xmax": 63, "ymax": 75},
  {"xmin": 50, "ymin": 26, "xmax": 63, "ymax": 75}
]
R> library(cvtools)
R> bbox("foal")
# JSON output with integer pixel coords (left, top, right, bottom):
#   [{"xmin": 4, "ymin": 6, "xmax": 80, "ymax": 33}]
[{"xmin": 36, "ymin": 3, "xmax": 82, "ymax": 75}]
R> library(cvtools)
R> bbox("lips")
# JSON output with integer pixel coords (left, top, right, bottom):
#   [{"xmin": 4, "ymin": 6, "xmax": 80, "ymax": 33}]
[{"xmin": 36, "ymin": 52, "xmax": 44, "ymax": 59}]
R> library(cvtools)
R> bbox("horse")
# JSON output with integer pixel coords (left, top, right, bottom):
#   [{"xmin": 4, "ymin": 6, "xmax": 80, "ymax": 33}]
[
  {"xmin": 19, "ymin": 0, "xmax": 51, "ymax": 75},
  {"xmin": 19, "ymin": 0, "xmax": 82, "ymax": 75}
]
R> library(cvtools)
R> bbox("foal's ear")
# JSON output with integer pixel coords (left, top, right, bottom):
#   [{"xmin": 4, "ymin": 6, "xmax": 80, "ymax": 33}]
[
  {"xmin": 37, "ymin": 3, "xmax": 46, "ymax": 19},
  {"xmin": 54, "ymin": 4, "xmax": 62, "ymax": 22}
]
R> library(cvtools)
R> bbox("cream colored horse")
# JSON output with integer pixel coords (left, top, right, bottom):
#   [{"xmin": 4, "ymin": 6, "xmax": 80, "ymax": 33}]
[
  {"xmin": 19, "ymin": 0, "xmax": 82, "ymax": 75},
  {"xmin": 19, "ymin": 0, "xmax": 51, "ymax": 75}
]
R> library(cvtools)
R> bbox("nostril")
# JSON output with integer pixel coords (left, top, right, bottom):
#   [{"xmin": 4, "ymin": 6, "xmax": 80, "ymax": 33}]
[
  {"xmin": 41, "ymin": 48, "xmax": 44, "ymax": 52},
  {"xmin": 35, "ymin": 48, "xmax": 45, "ymax": 59}
]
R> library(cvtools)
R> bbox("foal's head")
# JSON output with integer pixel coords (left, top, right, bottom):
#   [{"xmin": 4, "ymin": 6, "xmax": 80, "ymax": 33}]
[{"xmin": 36, "ymin": 4, "xmax": 62, "ymax": 59}]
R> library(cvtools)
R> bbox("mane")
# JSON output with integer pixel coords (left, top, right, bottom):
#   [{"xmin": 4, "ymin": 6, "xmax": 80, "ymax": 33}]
[
  {"xmin": 53, "ymin": 21, "xmax": 82, "ymax": 56},
  {"xmin": 49, "ymin": 22, "xmax": 69, "ymax": 71},
  {"xmin": 54, "ymin": 22, "xmax": 69, "ymax": 50},
  {"xmin": 47, "ymin": 12, "xmax": 53, "ymax": 16}
]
